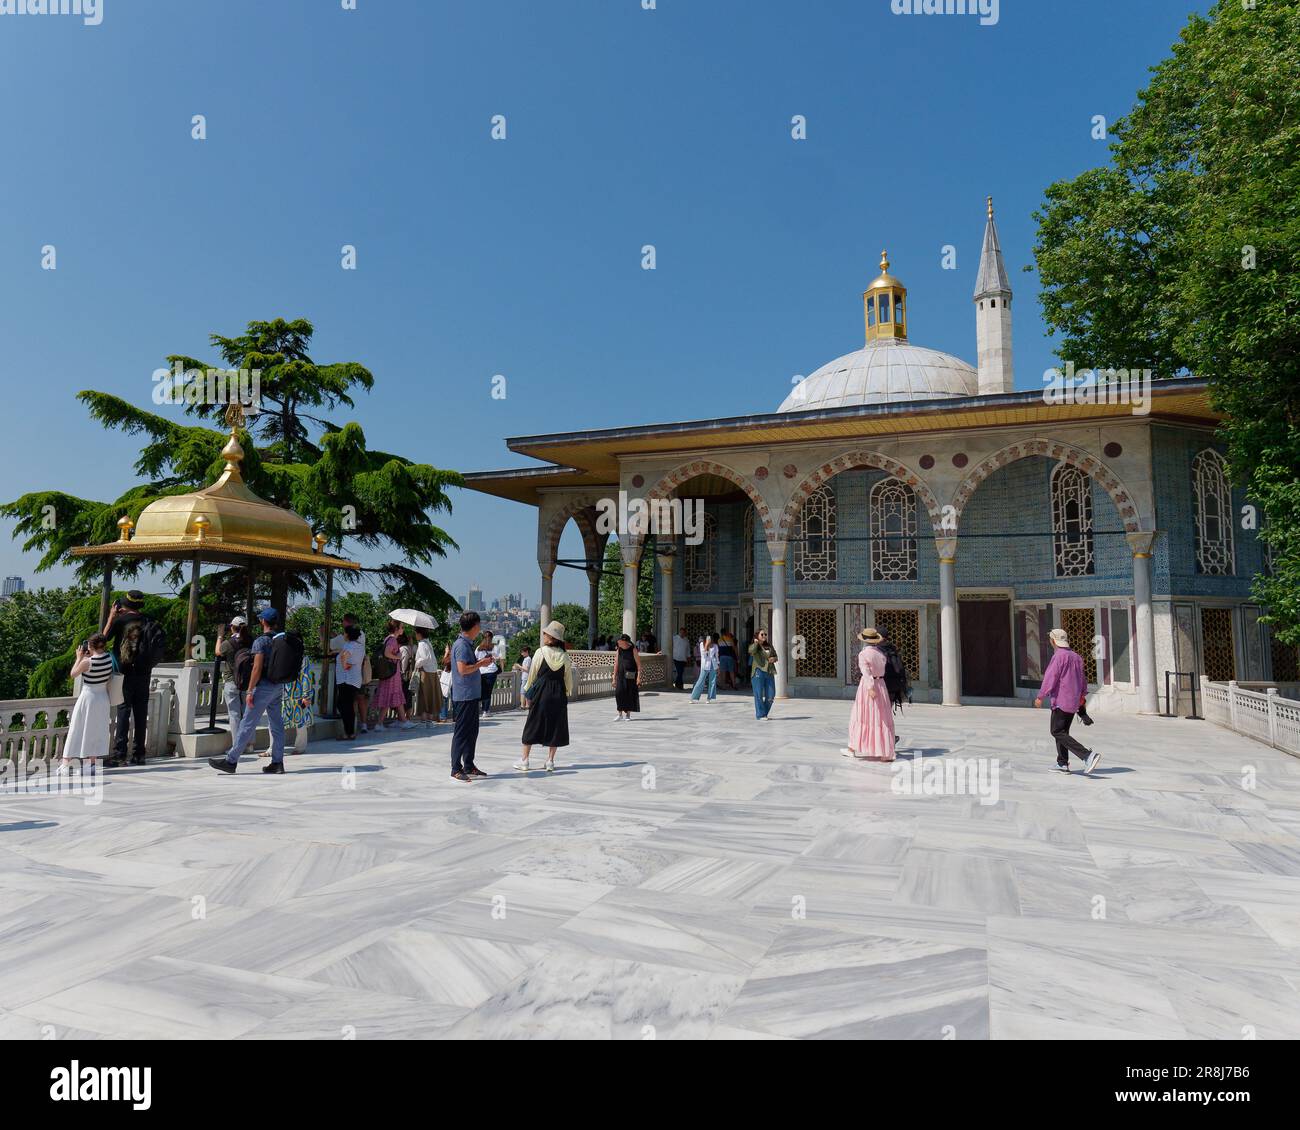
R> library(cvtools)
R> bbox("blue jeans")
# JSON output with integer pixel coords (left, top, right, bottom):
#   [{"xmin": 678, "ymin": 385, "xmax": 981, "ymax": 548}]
[
  {"xmin": 690, "ymin": 667, "xmax": 718, "ymax": 701},
  {"xmin": 752, "ymin": 668, "xmax": 775, "ymax": 719},
  {"xmin": 225, "ymin": 681, "xmax": 285, "ymax": 764}
]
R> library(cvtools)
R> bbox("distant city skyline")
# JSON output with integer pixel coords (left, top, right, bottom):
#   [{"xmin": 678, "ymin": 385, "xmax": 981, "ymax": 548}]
[{"xmin": 2, "ymin": 576, "xmax": 25, "ymax": 598}]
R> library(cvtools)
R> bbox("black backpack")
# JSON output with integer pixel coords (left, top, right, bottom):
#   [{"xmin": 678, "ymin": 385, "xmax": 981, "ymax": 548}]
[
  {"xmin": 120, "ymin": 616, "xmax": 166, "ymax": 673},
  {"xmin": 265, "ymin": 631, "xmax": 305, "ymax": 685},
  {"xmin": 881, "ymin": 645, "xmax": 911, "ymax": 711},
  {"xmin": 231, "ymin": 646, "xmax": 254, "ymax": 692}
]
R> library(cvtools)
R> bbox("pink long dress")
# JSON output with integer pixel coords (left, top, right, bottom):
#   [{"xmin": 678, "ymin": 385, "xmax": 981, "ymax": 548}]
[{"xmin": 848, "ymin": 645, "xmax": 896, "ymax": 760}]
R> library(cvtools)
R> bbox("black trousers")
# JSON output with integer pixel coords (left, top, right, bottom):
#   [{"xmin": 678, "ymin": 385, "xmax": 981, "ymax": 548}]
[
  {"xmin": 1050, "ymin": 708, "xmax": 1090, "ymax": 764},
  {"xmin": 672, "ymin": 660, "xmax": 686, "ymax": 689},
  {"xmin": 113, "ymin": 673, "xmax": 151, "ymax": 761},
  {"xmin": 451, "ymin": 698, "xmax": 481, "ymax": 773},
  {"xmin": 337, "ymin": 683, "xmax": 358, "ymax": 738},
  {"xmin": 480, "ymin": 672, "xmax": 498, "ymax": 714}
]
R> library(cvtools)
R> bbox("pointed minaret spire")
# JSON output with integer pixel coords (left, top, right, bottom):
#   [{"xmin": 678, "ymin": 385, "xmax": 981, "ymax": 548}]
[{"xmin": 974, "ymin": 196, "xmax": 1014, "ymax": 395}]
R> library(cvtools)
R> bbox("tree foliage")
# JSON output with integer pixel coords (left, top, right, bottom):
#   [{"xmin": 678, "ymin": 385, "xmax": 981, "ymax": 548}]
[
  {"xmin": 506, "ymin": 603, "xmax": 589, "ymax": 668},
  {"xmin": 597, "ymin": 538, "xmax": 654, "ymax": 643},
  {"xmin": 1031, "ymin": 0, "xmax": 1300, "ymax": 642}
]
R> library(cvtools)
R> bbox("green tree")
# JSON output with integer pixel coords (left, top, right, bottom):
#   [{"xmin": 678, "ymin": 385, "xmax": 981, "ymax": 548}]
[
  {"xmin": 3, "ymin": 318, "xmax": 463, "ymax": 643},
  {"xmin": 0, "ymin": 587, "xmax": 92, "ymax": 699},
  {"xmin": 506, "ymin": 602, "xmax": 589, "ymax": 668},
  {"xmin": 1031, "ymin": 0, "xmax": 1300, "ymax": 642},
  {"xmin": 597, "ymin": 538, "xmax": 654, "ymax": 642}
]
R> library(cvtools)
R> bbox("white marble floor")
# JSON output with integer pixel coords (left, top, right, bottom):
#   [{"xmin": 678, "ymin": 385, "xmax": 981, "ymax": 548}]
[{"xmin": 4, "ymin": 692, "xmax": 1300, "ymax": 1040}]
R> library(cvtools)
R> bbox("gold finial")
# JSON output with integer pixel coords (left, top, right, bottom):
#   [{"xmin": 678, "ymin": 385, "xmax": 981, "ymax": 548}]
[
  {"xmin": 193, "ymin": 515, "xmax": 210, "ymax": 542},
  {"xmin": 313, "ymin": 533, "xmax": 327, "ymax": 554},
  {"xmin": 117, "ymin": 515, "xmax": 135, "ymax": 543},
  {"xmin": 220, "ymin": 402, "xmax": 246, "ymax": 477},
  {"xmin": 987, "ymin": 196, "xmax": 994, "ymax": 219},
  {"xmin": 879, "ymin": 249, "xmax": 890, "ymax": 274}
]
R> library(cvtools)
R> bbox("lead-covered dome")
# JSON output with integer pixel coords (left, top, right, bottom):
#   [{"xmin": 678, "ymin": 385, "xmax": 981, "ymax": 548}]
[{"xmin": 779, "ymin": 339, "xmax": 977, "ymax": 412}]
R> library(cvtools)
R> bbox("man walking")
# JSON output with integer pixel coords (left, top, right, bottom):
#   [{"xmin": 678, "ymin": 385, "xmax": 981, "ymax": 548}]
[
  {"xmin": 1035, "ymin": 627, "xmax": 1101, "ymax": 774},
  {"xmin": 671, "ymin": 627, "xmax": 691, "ymax": 690},
  {"xmin": 103, "ymin": 590, "xmax": 164, "ymax": 767},
  {"xmin": 451, "ymin": 610, "xmax": 495, "ymax": 782},
  {"xmin": 209, "ymin": 607, "xmax": 291, "ymax": 775}
]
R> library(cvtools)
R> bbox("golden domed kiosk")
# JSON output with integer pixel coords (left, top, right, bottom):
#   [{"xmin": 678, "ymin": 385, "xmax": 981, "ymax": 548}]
[{"xmin": 70, "ymin": 405, "xmax": 359, "ymax": 750}]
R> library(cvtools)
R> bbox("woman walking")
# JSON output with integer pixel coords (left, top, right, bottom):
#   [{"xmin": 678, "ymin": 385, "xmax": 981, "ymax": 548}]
[
  {"xmin": 413, "ymin": 626, "xmax": 443, "ymax": 725},
  {"xmin": 690, "ymin": 633, "xmax": 720, "ymax": 702},
  {"xmin": 842, "ymin": 628, "xmax": 896, "ymax": 761},
  {"xmin": 612, "ymin": 633, "xmax": 642, "ymax": 720},
  {"xmin": 60, "ymin": 634, "xmax": 114, "ymax": 776},
  {"xmin": 718, "ymin": 632, "xmax": 738, "ymax": 690},
  {"xmin": 514, "ymin": 620, "xmax": 574, "ymax": 772},
  {"xmin": 373, "ymin": 620, "xmax": 415, "ymax": 730},
  {"xmin": 476, "ymin": 631, "xmax": 500, "ymax": 715},
  {"xmin": 334, "ymin": 624, "xmax": 364, "ymax": 740},
  {"xmin": 748, "ymin": 629, "xmax": 778, "ymax": 720}
]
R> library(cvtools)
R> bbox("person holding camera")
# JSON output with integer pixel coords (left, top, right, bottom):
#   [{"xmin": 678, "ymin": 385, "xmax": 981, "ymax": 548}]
[{"xmin": 102, "ymin": 590, "xmax": 164, "ymax": 767}]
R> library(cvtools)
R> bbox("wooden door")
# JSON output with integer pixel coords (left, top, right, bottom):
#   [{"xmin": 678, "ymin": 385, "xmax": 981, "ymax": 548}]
[{"xmin": 959, "ymin": 599, "xmax": 1013, "ymax": 697}]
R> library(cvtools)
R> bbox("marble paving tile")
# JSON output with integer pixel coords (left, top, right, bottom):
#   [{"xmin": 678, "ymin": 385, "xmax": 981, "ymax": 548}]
[
  {"xmin": 241, "ymin": 988, "xmax": 470, "ymax": 1040},
  {"xmin": 895, "ymin": 849, "xmax": 1021, "ymax": 916},
  {"xmin": 419, "ymin": 872, "xmax": 614, "ymax": 944},
  {"xmin": 639, "ymin": 855, "xmax": 784, "ymax": 903}
]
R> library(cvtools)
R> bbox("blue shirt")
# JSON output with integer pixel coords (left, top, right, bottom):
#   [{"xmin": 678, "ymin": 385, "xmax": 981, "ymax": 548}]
[
  {"xmin": 451, "ymin": 635, "xmax": 481, "ymax": 702},
  {"xmin": 252, "ymin": 632, "xmax": 282, "ymax": 686}
]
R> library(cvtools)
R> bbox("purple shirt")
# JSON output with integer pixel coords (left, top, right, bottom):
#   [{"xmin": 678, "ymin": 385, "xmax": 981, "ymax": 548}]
[{"xmin": 1040, "ymin": 647, "xmax": 1086, "ymax": 711}]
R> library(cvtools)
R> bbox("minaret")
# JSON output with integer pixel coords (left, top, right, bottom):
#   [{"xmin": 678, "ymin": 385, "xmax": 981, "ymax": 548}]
[{"xmin": 974, "ymin": 196, "xmax": 1014, "ymax": 395}]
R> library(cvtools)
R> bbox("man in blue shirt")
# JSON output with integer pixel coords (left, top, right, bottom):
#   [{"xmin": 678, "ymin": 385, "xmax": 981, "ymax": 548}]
[
  {"xmin": 209, "ymin": 607, "xmax": 288, "ymax": 775},
  {"xmin": 450, "ymin": 610, "xmax": 495, "ymax": 781}
]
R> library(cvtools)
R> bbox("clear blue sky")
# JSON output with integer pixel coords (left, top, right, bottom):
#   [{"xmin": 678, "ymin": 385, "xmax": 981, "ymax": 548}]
[{"xmin": 0, "ymin": 0, "xmax": 1211, "ymax": 609}]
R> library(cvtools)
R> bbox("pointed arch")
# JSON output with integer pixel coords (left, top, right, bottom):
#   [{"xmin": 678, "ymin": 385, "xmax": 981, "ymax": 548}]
[
  {"xmin": 777, "ymin": 451, "xmax": 942, "ymax": 540},
  {"xmin": 949, "ymin": 439, "xmax": 1142, "ymax": 533},
  {"xmin": 645, "ymin": 459, "xmax": 773, "ymax": 540}
]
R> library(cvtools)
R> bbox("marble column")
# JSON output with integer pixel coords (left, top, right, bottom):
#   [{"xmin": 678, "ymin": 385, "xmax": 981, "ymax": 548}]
[
  {"xmin": 586, "ymin": 570, "xmax": 600, "ymax": 649},
  {"xmin": 1127, "ymin": 531, "xmax": 1160, "ymax": 714},
  {"xmin": 657, "ymin": 551, "xmax": 675, "ymax": 650},
  {"xmin": 621, "ymin": 541, "xmax": 642, "ymax": 640},
  {"xmin": 770, "ymin": 542, "xmax": 789, "ymax": 699},
  {"xmin": 538, "ymin": 567, "xmax": 553, "ymax": 632},
  {"xmin": 937, "ymin": 537, "xmax": 960, "ymax": 707}
]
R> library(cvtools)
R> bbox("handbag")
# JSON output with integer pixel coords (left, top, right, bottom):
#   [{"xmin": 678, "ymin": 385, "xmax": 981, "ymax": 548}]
[
  {"xmin": 108, "ymin": 673, "xmax": 125, "ymax": 708},
  {"xmin": 439, "ymin": 670, "xmax": 453, "ymax": 697}
]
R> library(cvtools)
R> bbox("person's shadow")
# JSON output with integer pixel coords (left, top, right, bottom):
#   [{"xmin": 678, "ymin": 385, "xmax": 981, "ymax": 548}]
[{"xmin": 0, "ymin": 820, "xmax": 57, "ymax": 833}]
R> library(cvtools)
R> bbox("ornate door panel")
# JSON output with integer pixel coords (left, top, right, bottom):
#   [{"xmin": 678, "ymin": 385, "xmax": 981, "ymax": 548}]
[{"xmin": 959, "ymin": 599, "xmax": 1013, "ymax": 697}]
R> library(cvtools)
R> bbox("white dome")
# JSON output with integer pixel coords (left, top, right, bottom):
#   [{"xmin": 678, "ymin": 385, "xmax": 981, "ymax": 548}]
[{"xmin": 779, "ymin": 340, "xmax": 978, "ymax": 412}]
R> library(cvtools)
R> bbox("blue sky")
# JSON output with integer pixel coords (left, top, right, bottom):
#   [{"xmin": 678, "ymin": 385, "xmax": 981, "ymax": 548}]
[{"xmin": 0, "ymin": 0, "xmax": 1211, "ymax": 609}]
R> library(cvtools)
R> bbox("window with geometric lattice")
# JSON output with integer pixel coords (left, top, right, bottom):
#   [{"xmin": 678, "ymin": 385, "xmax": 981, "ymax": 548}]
[
  {"xmin": 794, "ymin": 607, "xmax": 838, "ymax": 679},
  {"xmin": 1060, "ymin": 607, "xmax": 1098, "ymax": 683},
  {"xmin": 1052, "ymin": 464, "xmax": 1094, "ymax": 577},
  {"xmin": 1199, "ymin": 606, "xmax": 1236, "ymax": 681},
  {"xmin": 792, "ymin": 485, "xmax": 837, "ymax": 582},
  {"xmin": 1193, "ymin": 450, "xmax": 1235, "ymax": 576},
  {"xmin": 870, "ymin": 478, "xmax": 917, "ymax": 582},
  {"xmin": 1271, "ymin": 634, "xmax": 1299, "ymax": 683},
  {"xmin": 684, "ymin": 512, "xmax": 717, "ymax": 592},
  {"xmin": 874, "ymin": 608, "xmax": 920, "ymax": 678}
]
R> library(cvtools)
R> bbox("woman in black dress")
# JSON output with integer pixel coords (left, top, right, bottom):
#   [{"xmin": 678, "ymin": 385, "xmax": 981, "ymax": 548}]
[
  {"xmin": 612, "ymin": 633, "xmax": 642, "ymax": 720},
  {"xmin": 514, "ymin": 621, "xmax": 575, "ymax": 772}
]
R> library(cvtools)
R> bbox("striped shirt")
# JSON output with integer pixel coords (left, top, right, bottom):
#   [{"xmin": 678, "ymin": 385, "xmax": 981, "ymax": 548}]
[{"xmin": 82, "ymin": 652, "xmax": 114, "ymax": 685}]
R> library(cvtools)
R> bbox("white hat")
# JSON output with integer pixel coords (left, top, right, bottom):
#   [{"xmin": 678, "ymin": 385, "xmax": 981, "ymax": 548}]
[
  {"xmin": 1048, "ymin": 627, "xmax": 1070, "ymax": 647},
  {"xmin": 230, "ymin": 615, "xmax": 248, "ymax": 627},
  {"xmin": 542, "ymin": 620, "xmax": 566, "ymax": 642}
]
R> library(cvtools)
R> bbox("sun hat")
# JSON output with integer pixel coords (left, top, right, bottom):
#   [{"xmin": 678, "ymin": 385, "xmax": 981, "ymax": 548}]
[
  {"xmin": 121, "ymin": 589, "xmax": 146, "ymax": 609},
  {"xmin": 229, "ymin": 614, "xmax": 248, "ymax": 627},
  {"xmin": 542, "ymin": 620, "xmax": 566, "ymax": 642},
  {"xmin": 1049, "ymin": 627, "xmax": 1070, "ymax": 647},
  {"xmin": 858, "ymin": 627, "xmax": 884, "ymax": 645}
]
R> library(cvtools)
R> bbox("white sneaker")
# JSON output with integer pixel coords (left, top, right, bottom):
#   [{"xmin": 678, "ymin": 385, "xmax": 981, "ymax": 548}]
[
  {"xmin": 1084, "ymin": 750, "xmax": 1102, "ymax": 774},
  {"xmin": 840, "ymin": 748, "xmax": 856, "ymax": 758},
  {"xmin": 513, "ymin": 760, "xmax": 531, "ymax": 772}
]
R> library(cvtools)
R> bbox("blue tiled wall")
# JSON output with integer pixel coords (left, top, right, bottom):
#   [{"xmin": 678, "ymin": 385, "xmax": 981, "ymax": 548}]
[{"xmin": 1151, "ymin": 426, "xmax": 1264, "ymax": 597}]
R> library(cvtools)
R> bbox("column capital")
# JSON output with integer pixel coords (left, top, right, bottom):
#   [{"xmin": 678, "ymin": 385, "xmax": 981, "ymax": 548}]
[
  {"xmin": 768, "ymin": 539, "xmax": 788, "ymax": 566},
  {"xmin": 1126, "ymin": 530, "xmax": 1158, "ymax": 557},
  {"xmin": 934, "ymin": 536, "xmax": 958, "ymax": 563}
]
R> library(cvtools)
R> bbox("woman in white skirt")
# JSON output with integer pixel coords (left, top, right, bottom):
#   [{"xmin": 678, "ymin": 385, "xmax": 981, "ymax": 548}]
[{"xmin": 60, "ymin": 633, "xmax": 114, "ymax": 776}]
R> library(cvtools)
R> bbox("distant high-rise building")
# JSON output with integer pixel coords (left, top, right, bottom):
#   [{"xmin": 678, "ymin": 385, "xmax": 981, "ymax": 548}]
[
  {"xmin": 466, "ymin": 585, "xmax": 485, "ymax": 612},
  {"xmin": 2, "ymin": 576, "xmax": 24, "ymax": 598}
]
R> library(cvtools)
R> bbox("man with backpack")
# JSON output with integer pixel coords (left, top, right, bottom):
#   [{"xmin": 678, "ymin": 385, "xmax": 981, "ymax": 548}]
[
  {"xmin": 209, "ymin": 607, "xmax": 302, "ymax": 775},
  {"xmin": 877, "ymin": 627, "xmax": 911, "ymax": 745},
  {"xmin": 103, "ymin": 590, "xmax": 166, "ymax": 767}
]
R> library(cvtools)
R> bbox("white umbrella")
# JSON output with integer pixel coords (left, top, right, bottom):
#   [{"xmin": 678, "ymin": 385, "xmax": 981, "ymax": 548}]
[{"xmin": 388, "ymin": 608, "xmax": 437, "ymax": 630}]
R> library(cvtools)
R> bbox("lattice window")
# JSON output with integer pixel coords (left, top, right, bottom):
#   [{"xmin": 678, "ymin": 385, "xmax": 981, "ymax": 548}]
[
  {"xmin": 1271, "ymin": 634, "xmax": 1299, "ymax": 683},
  {"xmin": 794, "ymin": 608, "xmax": 838, "ymax": 679},
  {"xmin": 743, "ymin": 505, "xmax": 755, "ymax": 591},
  {"xmin": 874, "ymin": 608, "xmax": 920, "ymax": 679},
  {"xmin": 682, "ymin": 612, "xmax": 717, "ymax": 650},
  {"xmin": 792, "ymin": 484, "xmax": 837, "ymax": 582},
  {"xmin": 1200, "ymin": 607, "xmax": 1236, "ymax": 681},
  {"xmin": 870, "ymin": 477, "xmax": 917, "ymax": 582},
  {"xmin": 1060, "ymin": 608, "xmax": 1098, "ymax": 684},
  {"xmin": 1051, "ymin": 464, "xmax": 1095, "ymax": 577},
  {"xmin": 683, "ymin": 512, "xmax": 717, "ymax": 592},
  {"xmin": 1193, "ymin": 450, "xmax": 1235, "ymax": 576}
]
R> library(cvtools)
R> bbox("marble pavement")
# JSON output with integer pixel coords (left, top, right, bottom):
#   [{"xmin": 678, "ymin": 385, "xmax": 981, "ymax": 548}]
[{"xmin": 3, "ymin": 691, "xmax": 1300, "ymax": 1040}]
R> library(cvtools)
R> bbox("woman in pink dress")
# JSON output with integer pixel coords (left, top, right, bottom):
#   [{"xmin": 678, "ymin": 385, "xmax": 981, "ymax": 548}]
[
  {"xmin": 373, "ymin": 621, "xmax": 415, "ymax": 730},
  {"xmin": 842, "ymin": 628, "xmax": 896, "ymax": 761}
]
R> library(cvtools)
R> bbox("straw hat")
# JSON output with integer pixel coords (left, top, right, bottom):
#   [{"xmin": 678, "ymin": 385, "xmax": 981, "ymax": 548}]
[
  {"xmin": 857, "ymin": 627, "xmax": 884, "ymax": 645},
  {"xmin": 542, "ymin": 620, "xmax": 566, "ymax": 642}
]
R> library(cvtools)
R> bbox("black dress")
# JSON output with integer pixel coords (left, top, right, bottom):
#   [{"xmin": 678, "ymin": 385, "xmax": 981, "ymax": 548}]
[
  {"xmin": 614, "ymin": 646, "xmax": 640, "ymax": 713},
  {"xmin": 521, "ymin": 660, "xmax": 570, "ymax": 747}
]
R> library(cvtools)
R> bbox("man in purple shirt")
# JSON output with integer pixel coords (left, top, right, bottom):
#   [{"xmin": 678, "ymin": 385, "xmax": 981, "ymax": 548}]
[{"xmin": 1034, "ymin": 628, "xmax": 1101, "ymax": 774}]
